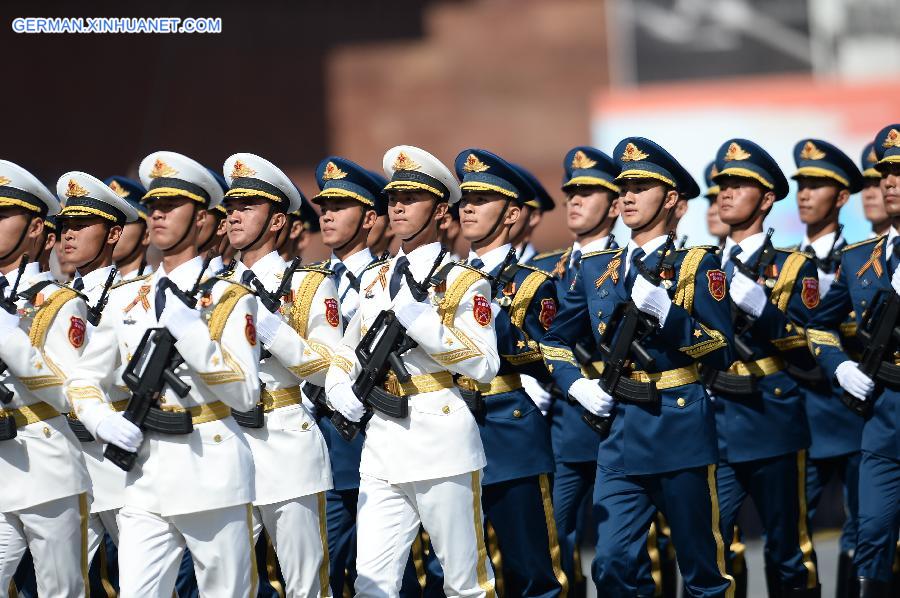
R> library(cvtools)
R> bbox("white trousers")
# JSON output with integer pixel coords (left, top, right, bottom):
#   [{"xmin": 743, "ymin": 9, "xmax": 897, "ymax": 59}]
[
  {"xmin": 252, "ymin": 493, "xmax": 331, "ymax": 598},
  {"xmin": 355, "ymin": 471, "xmax": 496, "ymax": 598},
  {"xmin": 0, "ymin": 493, "xmax": 88, "ymax": 598},
  {"xmin": 87, "ymin": 508, "xmax": 119, "ymax": 558},
  {"xmin": 117, "ymin": 503, "xmax": 256, "ymax": 598}
]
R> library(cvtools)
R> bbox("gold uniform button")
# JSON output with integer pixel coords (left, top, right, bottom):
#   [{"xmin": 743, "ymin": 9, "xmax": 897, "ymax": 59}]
[
  {"xmin": 214, "ymin": 434, "xmax": 222, "ymax": 443},
  {"xmin": 42, "ymin": 426, "xmax": 51, "ymax": 438},
  {"xmin": 774, "ymin": 388, "xmax": 782, "ymax": 396},
  {"xmin": 301, "ymin": 422, "xmax": 310, "ymax": 430},
  {"xmin": 159, "ymin": 396, "xmax": 167, "ymax": 404},
  {"xmin": 676, "ymin": 397, "xmax": 686, "ymax": 408},
  {"xmin": 513, "ymin": 409, "xmax": 522, "ymax": 418},
  {"xmin": 815, "ymin": 348, "xmax": 822, "ymax": 356},
  {"xmin": 441, "ymin": 405, "xmax": 450, "ymax": 414}
]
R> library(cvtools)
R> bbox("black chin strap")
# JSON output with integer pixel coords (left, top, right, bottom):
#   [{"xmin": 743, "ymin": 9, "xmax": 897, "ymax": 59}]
[
  {"xmin": 335, "ymin": 208, "xmax": 367, "ymax": 254},
  {"xmin": 402, "ymin": 200, "xmax": 440, "ymax": 243},
  {"xmin": 162, "ymin": 203, "xmax": 199, "ymax": 253},
  {"xmin": 579, "ymin": 195, "xmax": 613, "ymax": 239},
  {"xmin": 631, "ymin": 193, "xmax": 670, "ymax": 234},
  {"xmin": 729, "ymin": 193, "xmax": 765, "ymax": 230},
  {"xmin": 235, "ymin": 203, "xmax": 277, "ymax": 252},
  {"xmin": 473, "ymin": 197, "xmax": 513, "ymax": 245},
  {"xmin": 0, "ymin": 214, "xmax": 35, "ymax": 263},
  {"xmin": 76, "ymin": 223, "xmax": 113, "ymax": 272}
]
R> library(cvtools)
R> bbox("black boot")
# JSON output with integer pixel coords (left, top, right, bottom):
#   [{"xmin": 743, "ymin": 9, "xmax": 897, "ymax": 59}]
[
  {"xmin": 732, "ymin": 564, "xmax": 748, "ymax": 598},
  {"xmin": 765, "ymin": 564, "xmax": 781, "ymax": 598},
  {"xmin": 836, "ymin": 552, "xmax": 859, "ymax": 598},
  {"xmin": 780, "ymin": 584, "xmax": 821, "ymax": 598},
  {"xmin": 858, "ymin": 578, "xmax": 888, "ymax": 598}
]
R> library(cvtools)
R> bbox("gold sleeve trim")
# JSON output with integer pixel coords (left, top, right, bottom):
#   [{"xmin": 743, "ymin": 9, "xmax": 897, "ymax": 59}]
[
  {"xmin": 197, "ymin": 350, "xmax": 245, "ymax": 385},
  {"xmin": 438, "ymin": 269, "xmax": 484, "ymax": 327},
  {"xmin": 679, "ymin": 324, "xmax": 727, "ymax": 358},
  {"xmin": 332, "ymin": 354, "xmax": 354, "ymax": 373},
  {"xmin": 770, "ymin": 253, "xmax": 806, "ymax": 314},
  {"xmin": 539, "ymin": 344, "xmax": 578, "ymax": 366},
  {"xmin": 29, "ymin": 288, "xmax": 79, "ymax": 348},
  {"xmin": 502, "ymin": 350, "xmax": 543, "ymax": 365},
  {"xmin": 771, "ymin": 335, "xmax": 808, "ymax": 351},
  {"xmin": 208, "ymin": 284, "xmax": 252, "ymax": 342},
  {"xmin": 510, "ymin": 271, "xmax": 549, "ymax": 330},
  {"xmin": 673, "ymin": 248, "xmax": 708, "ymax": 313},
  {"xmin": 430, "ymin": 327, "xmax": 481, "ymax": 365},
  {"xmin": 806, "ymin": 329, "xmax": 842, "ymax": 348},
  {"xmin": 19, "ymin": 355, "xmax": 66, "ymax": 391},
  {"xmin": 290, "ymin": 271, "xmax": 328, "ymax": 338},
  {"xmin": 287, "ymin": 341, "xmax": 332, "ymax": 378},
  {"xmin": 839, "ymin": 321, "xmax": 857, "ymax": 337}
]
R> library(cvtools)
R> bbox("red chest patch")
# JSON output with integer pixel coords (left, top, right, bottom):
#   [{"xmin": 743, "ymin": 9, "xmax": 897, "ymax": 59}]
[
  {"xmin": 539, "ymin": 298, "xmax": 557, "ymax": 329},
  {"xmin": 325, "ymin": 298, "xmax": 340, "ymax": 328},
  {"xmin": 472, "ymin": 294, "xmax": 492, "ymax": 327},
  {"xmin": 244, "ymin": 314, "xmax": 257, "ymax": 346},
  {"xmin": 68, "ymin": 316, "xmax": 86, "ymax": 348},
  {"xmin": 707, "ymin": 269, "xmax": 727, "ymax": 301},
  {"xmin": 801, "ymin": 277, "xmax": 820, "ymax": 309}
]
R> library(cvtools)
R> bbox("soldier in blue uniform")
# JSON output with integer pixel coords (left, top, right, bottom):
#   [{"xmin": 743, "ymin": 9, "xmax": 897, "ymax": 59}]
[
  {"xmin": 704, "ymin": 162, "xmax": 729, "ymax": 248},
  {"xmin": 530, "ymin": 146, "xmax": 620, "ymax": 598},
  {"xmin": 311, "ymin": 156, "xmax": 387, "ymax": 597},
  {"xmin": 806, "ymin": 123, "xmax": 900, "ymax": 597},
  {"xmin": 708, "ymin": 138, "xmax": 821, "ymax": 597},
  {"xmin": 541, "ymin": 136, "xmax": 735, "ymax": 597},
  {"xmin": 510, "ymin": 165, "xmax": 553, "ymax": 264},
  {"xmin": 789, "ymin": 139, "xmax": 866, "ymax": 597},
  {"xmin": 278, "ymin": 194, "xmax": 320, "ymax": 263},
  {"xmin": 451, "ymin": 149, "xmax": 566, "ymax": 597},
  {"xmin": 860, "ymin": 143, "xmax": 891, "ymax": 239}
]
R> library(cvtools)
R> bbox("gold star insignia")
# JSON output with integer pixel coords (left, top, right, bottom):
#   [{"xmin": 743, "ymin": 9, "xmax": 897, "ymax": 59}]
[
  {"xmin": 516, "ymin": 340, "xmax": 526, "ymax": 349},
  {"xmin": 693, "ymin": 329, "xmax": 703, "ymax": 338},
  {"xmin": 211, "ymin": 356, "xmax": 220, "ymax": 366}
]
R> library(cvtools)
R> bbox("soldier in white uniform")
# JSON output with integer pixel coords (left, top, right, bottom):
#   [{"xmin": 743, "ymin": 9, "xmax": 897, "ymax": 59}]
[
  {"xmin": 63, "ymin": 150, "xmax": 261, "ymax": 597},
  {"xmin": 55, "ymin": 171, "xmax": 139, "ymax": 589},
  {"xmin": 325, "ymin": 145, "xmax": 500, "ymax": 598},
  {"xmin": 0, "ymin": 160, "xmax": 92, "ymax": 596},
  {"xmin": 221, "ymin": 152, "xmax": 339, "ymax": 597},
  {"xmin": 108, "ymin": 177, "xmax": 154, "ymax": 281}
]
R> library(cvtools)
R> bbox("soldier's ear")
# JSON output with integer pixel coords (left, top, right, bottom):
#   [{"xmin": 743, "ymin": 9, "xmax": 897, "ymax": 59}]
[
  {"xmin": 836, "ymin": 188, "xmax": 850, "ymax": 209},
  {"xmin": 107, "ymin": 225, "xmax": 123, "ymax": 245},
  {"xmin": 269, "ymin": 211, "xmax": 287, "ymax": 233},
  {"xmin": 761, "ymin": 190, "xmax": 776, "ymax": 213},
  {"xmin": 663, "ymin": 188, "xmax": 680, "ymax": 209},
  {"xmin": 505, "ymin": 204, "xmax": 522, "ymax": 226},
  {"xmin": 433, "ymin": 202, "xmax": 449, "ymax": 221},
  {"xmin": 362, "ymin": 208, "xmax": 378, "ymax": 230}
]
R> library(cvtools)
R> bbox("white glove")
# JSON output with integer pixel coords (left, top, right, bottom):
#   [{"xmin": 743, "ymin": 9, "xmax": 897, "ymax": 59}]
[
  {"xmin": 95, "ymin": 412, "xmax": 143, "ymax": 452},
  {"xmin": 892, "ymin": 263, "xmax": 900, "ymax": 295},
  {"xmin": 255, "ymin": 304, "xmax": 284, "ymax": 346},
  {"xmin": 632, "ymin": 275, "xmax": 671, "ymax": 326},
  {"xmin": 729, "ymin": 271, "xmax": 767, "ymax": 318},
  {"xmin": 159, "ymin": 296, "xmax": 203, "ymax": 341},
  {"xmin": 0, "ymin": 307, "xmax": 19, "ymax": 335},
  {"xmin": 568, "ymin": 378, "xmax": 613, "ymax": 417},
  {"xmin": 835, "ymin": 360, "xmax": 875, "ymax": 400},
  {"xmin": 521, "ymin": 374, "xmax": 552, "ymax": 414},
  {"xmin": 326, "ymin": 380, "xmax": 365, "ymax": 422}
]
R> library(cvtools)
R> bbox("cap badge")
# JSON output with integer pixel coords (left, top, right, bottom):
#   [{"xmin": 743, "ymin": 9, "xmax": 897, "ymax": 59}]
[
  {"xmin": 723, "ymin": 142, "xmax": 751, "ymax": 162},
  {"xmin": 108, "ymin": 180, "xmax": 129, "ymax": 198},
  {"xmin": 463, "ymin": 153, "xmax": 490, "ymax": 173},
  {"xmin": 66, "ymin": 179, "xmax": 89, "ymax": 198},
  {"xmin": 149, "ymin": 159, "xmax": 177, "ymax": 179},
  {"xmin": 230, "ymin": 159, "xmax": 256, "ymax": 179},
  {"xmin": 621, "ymin": 143, "xmax": 649, "ymax": 162},
  {"xmin": 867, "ymin": 147, "xmax": 878, "ymax": 163},
  {"xmin": 710, "ymin": 164, "xmax": 719, "ymax": 177},
  {"xmin": 393, "ymin": 151, "xmax": 420, "ymax": 171},
  {"xmin": 322, "ymin": 161, "xmax": 348, "ymax": 181},
  {"xmin": 884, "ymin": 129, "xmax": 900, "ymax": 149},
  {"xmin": 799, "ymin": 141, "xmax": 826, "ymax": 161},
  {"xmin": 571, "ymin": 150, "xmax": 597, "ymax": 170},
  {"xmin": 0, "ymin": 176, "xmax": 10, "ymax": 187}
]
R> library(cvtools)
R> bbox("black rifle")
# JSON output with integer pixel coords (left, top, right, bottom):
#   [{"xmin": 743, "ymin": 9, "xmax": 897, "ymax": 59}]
[
  {"xmin": 86, "ymin": 266, "xmax": 118, "ymax": 326},
  {"xmin": 842, "ymin": 288, "xmax": 900, "ymax": 416},
  {"xmin": 0, "ymin": 256, "xmax": 29, "ymax": 439},
  {"xmin": 587, "ymin": 233, "xmax": 677, "ymax": 437},
  {"xmin": 104, "ymin": 253, "xmax": 213, "ymax": 471},
  {"xmin": 331, "ymin": 251, "xmax": 448, "ymax": 441}
]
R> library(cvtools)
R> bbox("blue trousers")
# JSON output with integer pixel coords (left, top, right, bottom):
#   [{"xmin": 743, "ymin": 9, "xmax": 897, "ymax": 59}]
[
  {"xmin": 552, "ymin": 460, "xmax": 595, "ymax": 592},
  {"xmin": 806, "ymin": 451, "xmax": 860, "ymax": 554},
  {"xmin": 326, "ymin": 488, "xmax": 358, "ymax": 597},
  {"xmin": 855, "ymin": 450, "xmax": 900, "ymax": 581},
  {"xmin": 716, "ymin": 452, "xmax": 818, "ymax": 590},
  {"xmin": 592, "ymin": 464, "xmax": 733, "ymax": 598}
]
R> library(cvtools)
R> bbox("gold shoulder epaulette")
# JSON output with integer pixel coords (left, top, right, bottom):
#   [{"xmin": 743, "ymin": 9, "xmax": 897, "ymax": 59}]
[
  {"xmin": 842, "ymin": 235, "xmax": 884, "ymax": 252},
  {"xmin": 678, "ymin": 245, "xmax": 718, "ymax": 252},
  {"xmin": 513, "ymin": 263, "xmax": 551, "ymax": 277},
  {"xmin": 110, "ymin": 273, "xmax": 153, "ymax": 290},
  {"xmin": 296, "ymin": 265, "xmax": 334, "ymax": 276},
  {"xmin": 532, "ymin": 248, "xmax": 567, "ymax": 261},
  {"xmin": 452, "ymin": 262, "xmax": 490, "ymax": 278},
  {"xmin": 582, "ymin": 247, "xmax": 623, "ymax": 259}
]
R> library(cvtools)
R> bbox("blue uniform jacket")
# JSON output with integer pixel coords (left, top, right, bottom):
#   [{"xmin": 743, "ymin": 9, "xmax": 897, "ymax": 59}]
[
  {"xmin": 541, "ymin": 245, "xmax": 732, "ymax": 475},
  {"xmin": 476, "ymin": 261, "xmax": 557, "ymax": 485},
  {"xmin": 807, "ymin": 235, "xmax": 900, "ymax": 461}
]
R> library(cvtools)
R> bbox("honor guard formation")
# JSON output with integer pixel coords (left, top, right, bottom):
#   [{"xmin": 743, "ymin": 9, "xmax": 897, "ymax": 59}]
[{"xmin": 0, "ymin": 125, "xmax": 899, "ymax": 598}]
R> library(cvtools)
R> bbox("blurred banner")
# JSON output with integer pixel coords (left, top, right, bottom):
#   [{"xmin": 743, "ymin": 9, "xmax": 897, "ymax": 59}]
[{"xmin": 592, "ymin": 75, "xmax": 900, "ymax": 246}]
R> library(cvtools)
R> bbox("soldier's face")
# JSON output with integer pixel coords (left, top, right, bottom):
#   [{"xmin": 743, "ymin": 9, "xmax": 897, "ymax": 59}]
[
  {"xmin": 387, "ymin": 192, "xmax": 446, "ymax": 238},
  {"xmin": 147, "ymin": 196, "xmax": 201, "ymax": 249},
  {"xmin": 617, "ymin": 179, "xmax": 675, "ymax": 229},
  {"xmin": 795, "ymin": 177, "xmax": 846, "ymax": 225},
  {"xmin": 113, "ymin": 221, "xmax": 148, "ymax": 262},
  {"xmin": 0, "ymin": 207, "xmax": 35, "ymax": 260},
  {"xmin": 459, "ymin": 192, "xmax": 519, "ymax": 241},
  {"xmin": 318, "ymin": 197, "xmax": 374, "ymax": 248},
  {"xmin": 224, "ymin": 197, "xmax": 282, "ymax": 248},
  {"xmin": 881, "ymin": 163, "xmax": 900, "ymax": 217},
  {"xmin": 861, "ymin": 179, "xmax": 888, "ymax": 225},
  {"xmin": 61, "ymin": 217, "xmax": 119, "ymax": 264},
  {"xmin": 367, "ymin": 214, "xmax": 394, "ymax": 254},
  {"xmin": 716, "ymin": 176, "xmax": 773, "ymax": 226},
  {"xmin": 566, "ymin": 188, "xmax": 617, "ymax": 235}
]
